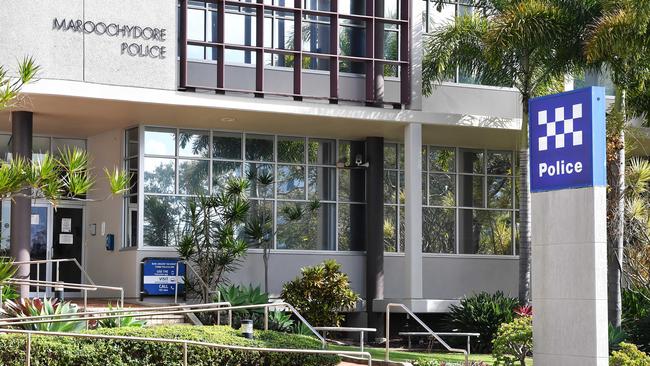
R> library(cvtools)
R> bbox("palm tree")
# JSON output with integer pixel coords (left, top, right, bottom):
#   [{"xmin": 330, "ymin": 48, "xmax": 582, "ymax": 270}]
[
  {"xmin": 583, "ymin": 0, "xmax": 650, "ymax": 327},
  {"xmin": 423, "ymin": 0, "xmax": 595, "ymax": 303}
]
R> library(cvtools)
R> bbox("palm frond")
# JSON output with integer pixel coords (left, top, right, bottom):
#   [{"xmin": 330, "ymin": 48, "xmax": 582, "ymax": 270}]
[{"xmin": 422, "ymin": 14, "xmax": 491, "ymax": 95}]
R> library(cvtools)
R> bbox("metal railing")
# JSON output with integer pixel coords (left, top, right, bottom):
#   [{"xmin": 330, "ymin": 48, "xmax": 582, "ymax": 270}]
[
  {"xmin": 5, "ymin": 258, "xmax": 125, "ymax": 309},
  {"xmin": 13, "ymin": 258, "xmax": 96, "ymax": 289},
  {"xmin": 0, "ymin": 300, "xmax": 372, "ymax": 365},
  {"xmin": 4, "ymin": 278, "xmax": 124, "ymax": 309},
  {"xmin": 0, "ymin": 301, "xmax": 326, "ymax": 348},
  {"xmin": 171, "ymin": 260, "xmax": 219, "ymax": 305},
  {"xmin": 385, "ymin": 303, "xmax": 468, "ymax": 365},
  {"xmin": 0, "ymin": 328, "xmax": 372, "ymax": 366}
]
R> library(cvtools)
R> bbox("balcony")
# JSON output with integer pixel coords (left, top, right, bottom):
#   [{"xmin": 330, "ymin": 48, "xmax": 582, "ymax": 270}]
[{"xmin": 178, "ymin": 0, "xmax": 411, "ymax": 107}]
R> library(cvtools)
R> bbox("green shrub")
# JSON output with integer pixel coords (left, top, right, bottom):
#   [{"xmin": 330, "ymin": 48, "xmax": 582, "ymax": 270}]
[
  {"xmin": 610, "ymin": 342, "xmax": 650, "ymax": 366},
  {"xmin": 281, "ymin": 259, "xmax": 360, "ymax": 327},
  {"xmin": 492, "ymin": 316, "xmax": 532, "ymax": 366},
  {"xmin": 610, "ymin": 324, "xmax": 629, "ymax": 351},
  {"xmin": 217, "ymin": 284, "xmax": 270, "ymax": 328},
  {"xmin": 622, "ymin": 288, "xmax": 650, "ymax": 352},
  {"xmin": 447, "ymin": 292, "xmax": 518, "ymax": 353},
  {"xmin": 95, "ymin": 304, "xmax": 147, "ymax": 329},
  {"xmin": 0, "ymin": 258, "xmax": 17, "ymax": 302},
  {"xmin": 0, "ymin": 325, "xmax": 339, "ymax": 366},
  {"xmin": 268, "ymin": 310, "xmax": 294, "ymax": 332},
  {"xmin": 627, "ymin": 314, "xmax": 650, "ymax": 353}
]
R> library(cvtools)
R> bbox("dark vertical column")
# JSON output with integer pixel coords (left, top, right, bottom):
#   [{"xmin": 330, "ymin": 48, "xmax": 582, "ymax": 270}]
[
  {"xmin": 217, "ymin": 0, "xmax": 225, "ymax": 91},
  {"xmin": 10, "ymin": 111, "xmax": 33, "ymax": 298},
  {"xmin": 365, "ymin": 136, "xmax": 384, "ymax": 339},
  {"xmin": 374, "ymin": 0, "xmax": 385, "ymax": 104},
  {"xmin": 255, "ymin": 0, "xmax": 265, "ymax": 97},
  {"xmin": 293, "ymin": 0, "xmax": 303, "ymax": 100},
  {"xmin": 179, "ymin": 0, "xmax": 188, "ymax": 89}
]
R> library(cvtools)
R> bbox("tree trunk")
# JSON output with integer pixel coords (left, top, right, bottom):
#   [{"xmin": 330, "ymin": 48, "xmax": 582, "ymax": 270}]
[
  {"xmin": 263, "ymin": 243, "xmax": 269, "ymax": 294},
  {"xmin": 518, "ymin": 96, "xmax": 532, "ymax": 305},
  {"xmin": 607, "ymin": 89, "xmax": 625, "ymax": 328}
]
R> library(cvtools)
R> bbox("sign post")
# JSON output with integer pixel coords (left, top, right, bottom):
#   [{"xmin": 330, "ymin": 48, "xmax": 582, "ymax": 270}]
[
  {"xmin": 529, "ymin": 87, "xmax": 608, "ymax": 365},
  {"xmin": 140, "ymin": 258, "xmax": 186, "ymax": 301}
]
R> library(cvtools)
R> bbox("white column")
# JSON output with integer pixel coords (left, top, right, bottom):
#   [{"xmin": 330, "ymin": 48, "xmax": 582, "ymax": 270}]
[
  {"xmin": 532, "ymin": 187, "xmax": 608, "ymax": 365},
  {"xmin": 404, "ymin": 123, "xmax": 423, "ymax": 299}
]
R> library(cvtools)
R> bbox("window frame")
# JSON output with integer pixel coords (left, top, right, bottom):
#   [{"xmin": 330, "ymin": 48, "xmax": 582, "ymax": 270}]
[
  {"xmin": 384, "ymin": 143, "xmax": 519, "ymax": 256},
  {"xmin": 136, "ymin": 125, "xmax": 365, "ymax": 252}
]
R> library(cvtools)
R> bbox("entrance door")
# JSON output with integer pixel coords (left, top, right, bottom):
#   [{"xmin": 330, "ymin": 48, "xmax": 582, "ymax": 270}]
[
  {"xmin": 30, "ymin": 205, "xmax": 50, "ymax": 296},
  {"xmin": 24, "ymin": 204, "xmax": 84, "ymax": 297},
  {"xmin": 51, "ymin": 207, "xmax": 83, "ymax": 293}
]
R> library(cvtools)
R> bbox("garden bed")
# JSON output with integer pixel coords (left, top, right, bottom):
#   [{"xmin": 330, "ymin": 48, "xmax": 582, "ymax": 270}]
[{"xmin": 0, "ymin": 325, "xmax": 340, "ymax": 366}]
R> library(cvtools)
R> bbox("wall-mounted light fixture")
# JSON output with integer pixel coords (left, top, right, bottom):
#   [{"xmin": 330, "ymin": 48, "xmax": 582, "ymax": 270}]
[{"xmin": 336, "ymin": 154, "xmax": 369, "ymax": 169}]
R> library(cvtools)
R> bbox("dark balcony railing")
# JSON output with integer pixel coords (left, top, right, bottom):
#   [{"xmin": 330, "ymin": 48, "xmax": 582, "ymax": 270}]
[{"xmin": 178, "ymin": 0, "xmax": 410, "ymax": 107}]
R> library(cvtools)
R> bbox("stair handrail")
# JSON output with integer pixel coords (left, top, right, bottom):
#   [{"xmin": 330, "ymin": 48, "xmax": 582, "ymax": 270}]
[
  {"xmin": 0, "ymin": 301, "xmax": 326, "ymax": 348},
  {"xmin": 3, "ymin": 278, "xmax": 124, "ymax": 310},
  {"xmin": 0, "ymin": 328, "xmax": 373, "ymax": 366},
  {"xmin": 385, "ymin": 303, "xmax": 469, "ymax": 365}
]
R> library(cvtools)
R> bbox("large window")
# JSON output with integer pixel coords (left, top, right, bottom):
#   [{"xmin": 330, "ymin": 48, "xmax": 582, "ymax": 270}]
[
  {"xmin": 139, "ymin": 127, "xmax": 365, "ymax": 250},
  {"xmin": 185, "ymin": 0, "xmax": 401, "ymax": 76},
  {"xmin": 384, "ymin": 144, "xmax": 518, "ymax": 255}
]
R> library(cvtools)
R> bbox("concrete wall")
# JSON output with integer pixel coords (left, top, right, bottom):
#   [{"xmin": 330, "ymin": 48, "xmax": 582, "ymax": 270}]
[
  {"xmin": 85, "ymin": 128, "xmax": 139, "ymax": 298},
  {"xmin": 186, "ymin": 61, "xmax": 402, "ymax": 104},
  {"xmin": 423, "ymin": 83, "xmax": 521, "ymax": 119},
  {"xmin": 0, "ymin": 0, "xmax": 177, "ymax": 90},
  {"xmin": 384, "ymin": 255, "xmax": 518, "ymax": 300},
  {"xmin": 122, "ymin": 248, "xmax": 518, "ymax": 302}
]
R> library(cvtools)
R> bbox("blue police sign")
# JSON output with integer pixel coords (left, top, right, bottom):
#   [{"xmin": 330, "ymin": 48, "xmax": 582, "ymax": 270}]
[
  {"xmin": 141, "ymin": 258, "xmax": 185, "ymax": 297},
  {"xmin": 529, "ymin": 87, "xmax": 607, "ymax": 192}
]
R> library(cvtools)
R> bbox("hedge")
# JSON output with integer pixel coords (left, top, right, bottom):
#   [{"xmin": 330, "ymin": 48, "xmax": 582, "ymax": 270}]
[{"xmin": 0, "ymin": 325, "xmax": 340, "ymax": 366}]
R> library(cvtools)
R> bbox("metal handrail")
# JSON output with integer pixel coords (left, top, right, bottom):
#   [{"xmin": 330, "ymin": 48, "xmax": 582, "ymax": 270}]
[
  {"xmin": 12, "ymin": 258, "xmax": 96, "ymax": 285},
  {"xmin": 4, "ymin": 258, "xmax": 125, "ymax": 311},
  {"xmin": 0, "ymin": 302, "xmax": 327, "ymax": 348},
  {"xmin": 0, "ymin": 328, "xmax": 373, "ymax": 366},
  {"xmin": 385, "ymin": 303, "xmax": 468, "ymax": 365},
  {"xmin": 0, "ymin": 302, "xmax": 232, "ymax": 323},
  {"xmin": 3, "ymin": 278, "xmax": 125, "ymax": 311},
  {"xmin": 174, "ymin": 260, "xmax": 218, "ymax": 304}
]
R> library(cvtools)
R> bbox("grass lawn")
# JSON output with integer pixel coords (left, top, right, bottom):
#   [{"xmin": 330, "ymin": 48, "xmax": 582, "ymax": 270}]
[{"xmin": 330, "ymin": 345, "xmax": 533, "ymax": 365}]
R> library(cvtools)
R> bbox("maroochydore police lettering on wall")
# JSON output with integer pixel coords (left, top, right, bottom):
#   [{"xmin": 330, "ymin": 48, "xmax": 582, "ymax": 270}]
[
  {"xmin": 529, "ymin": 87, "xmax": 607, "ymax": 192},
  {"xmin": 53, "ymin": 18, "xmax": 167, "ymax": 59}
]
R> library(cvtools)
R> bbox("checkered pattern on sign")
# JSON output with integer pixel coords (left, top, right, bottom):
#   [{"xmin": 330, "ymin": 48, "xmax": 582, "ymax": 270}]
[{"xmin": 537, "ymin": 103, "xmax": 583, "ymax": 152}]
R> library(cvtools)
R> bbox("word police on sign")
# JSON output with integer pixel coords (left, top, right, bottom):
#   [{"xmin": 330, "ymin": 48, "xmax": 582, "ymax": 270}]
[
  {"xmin": 53, "ymin": 18, "xmax": 167, "ymax": 59},
  {"xmin": 529, "ymin": 87, "xmax": 606, "ymax": 192},
  {"xmin": 141, "ymin": 258, "xmax": 185, "ymax": 298}
]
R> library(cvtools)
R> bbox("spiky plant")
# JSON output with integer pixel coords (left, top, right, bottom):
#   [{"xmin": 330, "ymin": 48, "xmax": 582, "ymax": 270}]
[
  {"xmin": 1, "ymin": 298, "xmax": 85, "ymax": 332},
  {"xmin": 0, "ymin": 56, "xmax": 39, "ymax": 110}
]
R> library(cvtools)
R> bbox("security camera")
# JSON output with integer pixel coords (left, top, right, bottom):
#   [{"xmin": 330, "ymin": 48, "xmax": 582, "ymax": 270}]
[{"xmin": 355, "ymin": 154, "xmax": 363, "ymax": 166}]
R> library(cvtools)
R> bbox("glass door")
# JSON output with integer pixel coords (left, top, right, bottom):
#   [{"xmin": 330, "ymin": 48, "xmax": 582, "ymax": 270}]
[{"xmin": 30, "ymin": 205, "xmax": 52, "ymax": 297}]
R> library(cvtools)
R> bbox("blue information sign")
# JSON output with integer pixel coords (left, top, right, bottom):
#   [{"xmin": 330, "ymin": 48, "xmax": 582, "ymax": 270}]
[
  {"xmin": 529, "ymin": 87, "xmax": 607, "ymax": 192},
  {"xmin": 141, "ymin": 258, "xmax": 186, "ymax": 297}
]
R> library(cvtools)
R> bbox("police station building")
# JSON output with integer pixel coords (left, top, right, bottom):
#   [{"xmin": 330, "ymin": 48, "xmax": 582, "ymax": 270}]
[{"xmin": 0, "ymin": 0, "xmax": 623, "ymax": 316}]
